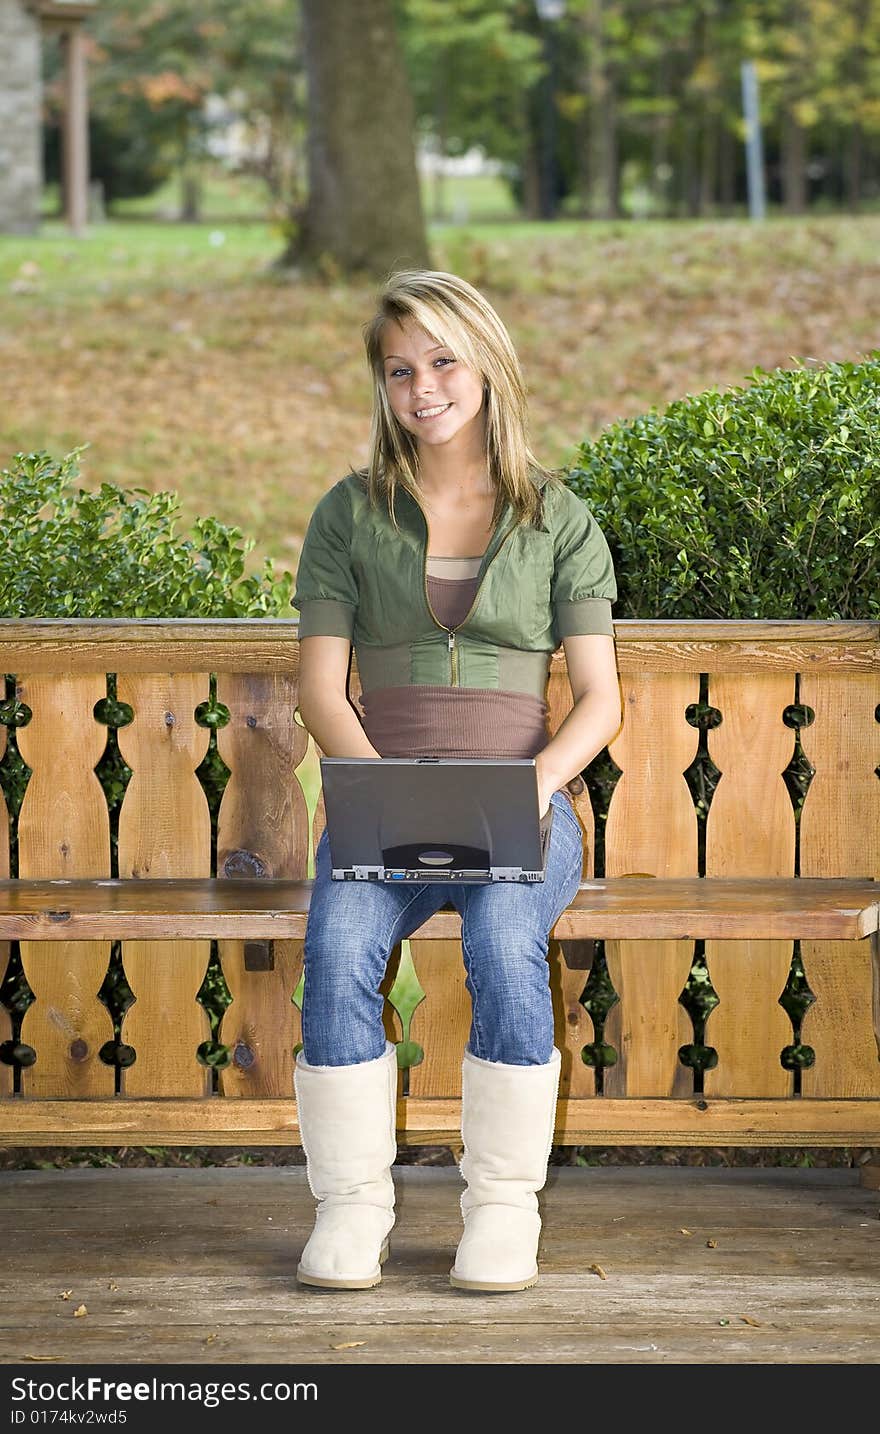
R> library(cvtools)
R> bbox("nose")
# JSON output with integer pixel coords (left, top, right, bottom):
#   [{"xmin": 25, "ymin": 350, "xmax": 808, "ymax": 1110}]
[{"xmin": 412, "ymin": 368, "xmax": 436, "ymax": 395}]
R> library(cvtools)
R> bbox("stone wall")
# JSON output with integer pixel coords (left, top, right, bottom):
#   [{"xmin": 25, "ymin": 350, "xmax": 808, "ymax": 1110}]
[{"xmin": 0, "ymin": 0, "xmax": 43, "ymax": 234}]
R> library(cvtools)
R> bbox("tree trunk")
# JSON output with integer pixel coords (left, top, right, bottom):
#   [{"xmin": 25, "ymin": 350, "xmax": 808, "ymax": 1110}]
[
  {"xmin": 843, "ymin": 0, "xmax": 870, "ymax": 210},
  {"xmin": 586, "ymin": 1, "xmax": 620, "ymax": 220},
  {"xmin": 649, "ymin": 46, "xmax": 673, "ymax": 220},
  {"xmin": 521, "ymin": 81, "xmax": 542, "ymax": 220},
  {"xmin": 432, "ymin": 60, "xmax": 450, "ymax": 224},
  {"xmin": 845, "ymin": 124, "xmax": 863, "ymax": 211},
  {"xmin": 280, "ymin": 0, "xmax": 429, "ymax": 276},
  {"xmin": 680, "ymin": 116, "xmax": 699, "ymax": 217},
  {"xmin": 717, "ymin": 115, "xmax": 736, "ymax": 215},
  {"xmin": 522, "ymin": 136, "xmax": 542, "ymax": 220},
  {"xmin": 781, "ymin": 111, "xmax": 807, "ymax": 213},
  {"xmin": 698, "ymin": 110, "xmax": 717, "ymax": 216},
  {"xmin": 179, "ymin": 171, "xmax": 201, "ymax": 223},
  {"xmin": 178, "ymin": 117, "xmax": 201, "ymax": 224}
]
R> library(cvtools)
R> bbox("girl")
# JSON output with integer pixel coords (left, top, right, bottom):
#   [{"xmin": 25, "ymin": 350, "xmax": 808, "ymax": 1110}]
[{"xmin": 293, "ymin": 269, "xmax": 621, "ymax": 1293}]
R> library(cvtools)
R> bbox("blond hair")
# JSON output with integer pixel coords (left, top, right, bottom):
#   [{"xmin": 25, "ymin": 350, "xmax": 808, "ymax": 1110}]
[{"xmin": 358, "ymin": 269, "xmax": 564, "ymax": 530}]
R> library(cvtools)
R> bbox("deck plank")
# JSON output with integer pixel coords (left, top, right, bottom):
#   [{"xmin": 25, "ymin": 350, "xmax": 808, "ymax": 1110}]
[{"xmin": 1, "ymin": 1167, "xmax": 878, "ymax": 1365}]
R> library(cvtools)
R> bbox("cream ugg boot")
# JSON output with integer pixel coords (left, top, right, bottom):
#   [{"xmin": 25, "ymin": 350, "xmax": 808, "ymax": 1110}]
[
  {"xmin": 294, "ymin": 1041, "xmax": 398, "ymax": 1290},
  {"xmin": 450, "ymin": 1046, "xmax": 561, "ymax": 1293}
]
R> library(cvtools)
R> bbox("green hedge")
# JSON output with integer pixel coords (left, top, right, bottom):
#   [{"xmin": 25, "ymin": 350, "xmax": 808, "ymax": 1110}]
[
  {"xmin": 0, "ymin": 449, "xmax": 292, "ymax": 619},
  {"xmin": 567, "ymin": 354, "xmax": 880, "ymax": 620}
]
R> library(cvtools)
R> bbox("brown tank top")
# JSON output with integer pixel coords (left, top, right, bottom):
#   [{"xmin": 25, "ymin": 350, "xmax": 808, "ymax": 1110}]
[{"xmin": 358, "ymin": 561, "xmax": 550, "ymax": 760}]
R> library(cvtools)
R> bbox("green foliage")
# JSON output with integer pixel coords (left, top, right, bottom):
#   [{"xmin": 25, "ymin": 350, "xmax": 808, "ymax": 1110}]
[
  {"xmin": 567, "ymin": 355, "xmax": 880, "ymax": 620},
  {"xmin": 41, "ymin": 0, "xmax": 304, "ymax": 214},
  {"xmin": 44, "ymin": 108, "xmax": 174, "ymax": 204},
  {"xmin": 400, "ymin": 0, "xmax": 544, "ymax": 174},
  {"xmin": 0, "ymin": 450, "xmax": 293, "ymax": 618}
]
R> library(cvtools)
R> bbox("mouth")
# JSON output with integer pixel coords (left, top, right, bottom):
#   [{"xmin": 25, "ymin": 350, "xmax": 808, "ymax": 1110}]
[{"xmin": 414, "ymin": 403, "xmax": 452, "ymax": 421}]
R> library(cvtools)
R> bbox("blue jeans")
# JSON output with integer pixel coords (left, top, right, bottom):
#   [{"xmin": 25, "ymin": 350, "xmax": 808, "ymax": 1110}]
[{"xmin": 301, "ymin": 789, "xmax": 585, "ymax": 1068}]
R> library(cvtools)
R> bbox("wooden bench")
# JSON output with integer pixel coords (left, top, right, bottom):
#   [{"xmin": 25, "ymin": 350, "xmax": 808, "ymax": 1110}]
[{"xmin": 0, "ymin": 618, "xmax": 877, "ymax": 1180}]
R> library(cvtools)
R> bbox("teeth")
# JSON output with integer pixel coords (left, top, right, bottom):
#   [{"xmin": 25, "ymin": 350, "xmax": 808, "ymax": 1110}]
[{"xmin": 416, "ymin": 404, "xmax": 451, "ymax": 419}]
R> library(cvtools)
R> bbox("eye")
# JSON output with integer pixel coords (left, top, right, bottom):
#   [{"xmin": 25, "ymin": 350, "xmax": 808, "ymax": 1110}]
[{"xmin": 387, "ymin": 355, "xmax": 456, "ymax": 379}]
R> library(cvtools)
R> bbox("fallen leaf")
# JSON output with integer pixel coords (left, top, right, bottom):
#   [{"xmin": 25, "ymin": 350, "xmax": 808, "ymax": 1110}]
[
  {"xmin": 679, "ymin": 1228, "xmax": 692, "ymax": 1236},
  {"xmin": 24, "ymin": 1355, "xmax": 62, "ymax": 1362},
  {"xmin": 706, "ymin": 1239, "xmax": 718, "ymax": 1249},
  {"xmin": 203, "ymin": 1334, "xmax": 218, "ymax": 1345},
  {"xmin": 331, "ymin": 1341, "xmax": 366, "ymax": 1350},
  {"xmin": 59, "ymin": 1290, "xmax": 73, "ymax": 1301},
  {"xmin": 107, "ymin": 1283, "xmax": 119, "ymax": 1292},
  {"xmin": 740, "ymin": 1314, "xmax": 762, "ymax": 1327},
  {"xmin": 587, "ymin": 1263, "xmax": 607, "ymax": 1280},
  {"xmin": 73, "ymin": 1305, "xmax": 87, "ymax": 1318},
  {"xmin": 718, "ymin": 1318, "xmax": 730, "ymax": 1326}
]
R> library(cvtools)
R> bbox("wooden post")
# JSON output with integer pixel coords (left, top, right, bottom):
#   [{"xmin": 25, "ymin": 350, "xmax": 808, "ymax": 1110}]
[{"xmin": 61, "ymin": 21, "xmax": 89, "ymax": 235}]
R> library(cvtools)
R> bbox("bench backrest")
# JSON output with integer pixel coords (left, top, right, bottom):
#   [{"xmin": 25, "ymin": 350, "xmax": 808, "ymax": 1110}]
[{"xmin": 0, "ymin": 618, "xmax": 877, "ymax": 1146}]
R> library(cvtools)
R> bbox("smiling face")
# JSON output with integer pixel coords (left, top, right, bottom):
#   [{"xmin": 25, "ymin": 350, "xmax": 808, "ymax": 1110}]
[{"xmin": 379, "ymin": 318, "xmax": 487, "ymax": 456}]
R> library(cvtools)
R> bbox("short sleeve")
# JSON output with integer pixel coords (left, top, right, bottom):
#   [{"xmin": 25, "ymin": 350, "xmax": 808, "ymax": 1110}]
[
  {"xmin": 293, "ymin": 483, "xmax": 358, "ymax": 640},
  {"xmin": 551, "ymin": 488, "xmax": 617, "ymax": 641}
]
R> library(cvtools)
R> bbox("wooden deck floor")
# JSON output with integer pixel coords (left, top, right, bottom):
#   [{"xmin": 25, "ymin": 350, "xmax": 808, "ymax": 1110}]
[{"xmin": 1, "ymin": 1166, "xmax": 879, "ymax": 1367}]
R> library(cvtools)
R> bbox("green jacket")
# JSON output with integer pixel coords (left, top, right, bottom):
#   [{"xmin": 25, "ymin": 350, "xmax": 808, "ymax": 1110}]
[{"xmin": 293, "ymin": 472, "xmax": 616, "ymax": 702}]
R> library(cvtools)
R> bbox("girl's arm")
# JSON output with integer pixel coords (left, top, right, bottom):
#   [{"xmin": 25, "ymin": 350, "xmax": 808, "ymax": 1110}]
[
  {"xmin": 534, "ymin": 633, "xmax": 622, "ymax": 817},
  {"xmin": 297, "ymin": 635, "xmax": 382, "ymax": 759}
]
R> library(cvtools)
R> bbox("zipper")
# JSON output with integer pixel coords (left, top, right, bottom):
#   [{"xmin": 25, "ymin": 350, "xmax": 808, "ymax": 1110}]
[{"xmin": 420, "ymin": 508, "xmax": 517, "ymax": 687}]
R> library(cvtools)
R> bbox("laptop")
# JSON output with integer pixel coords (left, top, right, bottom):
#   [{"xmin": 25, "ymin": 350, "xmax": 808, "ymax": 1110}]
[{"xmin": 319, "ymin": 757, "xmax": 553, "ymax": 883}]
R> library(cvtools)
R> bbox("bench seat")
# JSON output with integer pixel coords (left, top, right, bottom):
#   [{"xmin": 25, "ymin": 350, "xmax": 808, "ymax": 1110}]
[{"xmin": 0, "ymin": 876, "xmax": 876, "ymax": 941}]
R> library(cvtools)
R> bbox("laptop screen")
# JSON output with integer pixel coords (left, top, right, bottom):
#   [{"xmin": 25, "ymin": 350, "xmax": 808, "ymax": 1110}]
[{"xmin": 319, "ymin": 757, "xmax": 550, "ymax": 883}]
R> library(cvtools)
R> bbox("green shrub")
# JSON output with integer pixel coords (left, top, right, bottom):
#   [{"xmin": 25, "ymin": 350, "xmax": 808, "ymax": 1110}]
[
  {"xmin": 567, "ymin": 354, "xmax": 880, "ymax": 620},
  {"xmin": 0, "ymin": 449, "xmax": 292, "ymax": 618}
]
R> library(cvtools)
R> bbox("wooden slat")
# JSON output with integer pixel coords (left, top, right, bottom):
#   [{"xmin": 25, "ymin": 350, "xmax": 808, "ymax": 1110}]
[
  {"xmin": 0, "ymin": 717, "xmax": 12, "ymax": 1096},
  {"xmin": 800, "ymin": 672, "xmax": 880, "ymax": 1096},
  {"xmin": 115, "ymin": 675, "xmax": 212, "ymax": 1097},
  {"xmin": 603, "ymin": 672, "xmax": 700, "ymax": 1097},
  {"xmin": 611, "ymin": 643, "xmax": 880, "ymax": 675},
  {"xmin": 608, "ymin": 620, "xmax": 879, "ymax": 675},
  {"xmin": 549, "ymin": 950, "xmax": 597, "ymax": 1100},
  {"xmin": 0, "ymin": 618, "xmax": 876, "ymax": 674},
  {"xmin": 1, "ymin": 1095, "xmax": 880, "ymax": 1146},
  {"xmin": 0, "ymin": 620, "xmax": 304, "ymax": 675},
  {"xmin": 407, "ymin": 940, "xmax": 471, "ymax": 1099},
  {"xmin": 15, "ymin": 675, "xmax": 114, "ymax": 1098},
  {"xmin": 0, "ymin": 877, "xmax": 875, "ymax": 939},
  {"xmin": 703, "ymin": 673, "xmax": 797, "ymax": 1098},
  {"xmin": 215, "ymin": 672, "xmax": 307, "ymax": 1098}
]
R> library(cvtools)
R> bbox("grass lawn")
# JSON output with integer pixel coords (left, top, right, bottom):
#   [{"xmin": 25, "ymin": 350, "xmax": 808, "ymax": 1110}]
[
  {"xmin": 99, "ymin": 168, "xmax": 520, "ymax": 225},
  {"xmin": 2, "ymin": 201, "xmax": 879, "ymax": 599}
]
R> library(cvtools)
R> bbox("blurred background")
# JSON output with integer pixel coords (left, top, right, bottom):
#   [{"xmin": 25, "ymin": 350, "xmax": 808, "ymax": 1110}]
[{"xmin": 1, "ymin": 0, "xmax": 878, "ymax": 581}]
